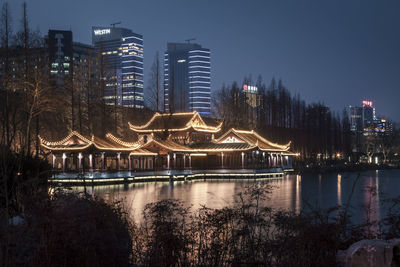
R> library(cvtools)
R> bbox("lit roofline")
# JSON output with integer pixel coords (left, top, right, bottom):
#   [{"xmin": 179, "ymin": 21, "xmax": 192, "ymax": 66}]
[
  {"xmin": 234, "ymin": 129, "xmax": 290, "ymax": 151},
  {"xmin": 129, "ymin": 111, "xmax": 196, "ymax": 129},
  {"xmin": 128, "ymin": 111, "xmax": 222, "ymax": 133},
  {"xmin": 39, "ymin": 131, "xmax": 141, "ymax": 152},
  {"xmin": 39, "ymin": 131, "xmax": 92, "ymax": 147},
  {"xmin": 214, "ymin": 128, "xmax": 291, "ymax": 151},
  {"xmin": 105, "ymin": 133, "xmax": 140, "ymax": 148}
]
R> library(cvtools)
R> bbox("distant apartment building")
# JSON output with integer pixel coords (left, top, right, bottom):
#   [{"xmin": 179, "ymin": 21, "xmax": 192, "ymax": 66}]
[
  {"xmin": 164, "ymin": 42, "xmax": 211, "ymax": 115},
  {"xmin": 349, "ymin": 106, "xmax": 363, "ymax": 132},
  {"xmin": 0, "ymin": 29, "xmax": 94, "ymax": 90},
  {"xmin": 48, "ymin": 30, "xmax": 96, "ymax": 91},
  {"xmin": 92, "ymin": 26, "xmax": 144, "ymax": 108},
  {"xmin": 48, "ymin": 30, "xmax": 73, "ymax": 86}
]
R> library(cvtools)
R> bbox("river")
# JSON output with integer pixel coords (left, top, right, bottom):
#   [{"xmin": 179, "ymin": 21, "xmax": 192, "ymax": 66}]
[{"xmin": 72, "ymin": 169, "xmax": 400, "ymax": 224}]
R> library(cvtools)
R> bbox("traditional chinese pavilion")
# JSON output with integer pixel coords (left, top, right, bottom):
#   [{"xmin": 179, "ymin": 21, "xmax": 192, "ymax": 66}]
[{"xmin": 40, "ymin": 111, "xmax": 296, "ymax": 172}]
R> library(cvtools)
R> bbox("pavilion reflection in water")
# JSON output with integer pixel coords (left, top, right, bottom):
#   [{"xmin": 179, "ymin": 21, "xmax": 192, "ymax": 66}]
[{"xmin": 40, "ymin": 111, "xmax": 297, "ymax": 173}]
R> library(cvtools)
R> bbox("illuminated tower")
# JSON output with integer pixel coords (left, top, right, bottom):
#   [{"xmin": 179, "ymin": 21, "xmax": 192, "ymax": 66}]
[
  {"xmin": 164, "ymin": 42, "xmax": 211, "ymax": 115},
  {"xmin": 362, "ymin": 100, "xmax": 375, "ymax": 128},
  {"xmin": 92, "ymin": 26, "xmax": 144, "ymax": 108}
]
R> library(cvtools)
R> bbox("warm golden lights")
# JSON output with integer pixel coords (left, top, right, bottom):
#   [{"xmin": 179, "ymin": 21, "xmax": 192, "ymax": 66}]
[{"xmin": 39, "ymin": 112, "xmax": 296, "ymax": 157}]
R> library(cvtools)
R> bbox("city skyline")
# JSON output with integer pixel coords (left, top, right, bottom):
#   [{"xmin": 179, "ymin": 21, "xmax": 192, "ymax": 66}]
[{"xmin": 4, "ymin": 0, "xmax": 400, "ymax": 121}]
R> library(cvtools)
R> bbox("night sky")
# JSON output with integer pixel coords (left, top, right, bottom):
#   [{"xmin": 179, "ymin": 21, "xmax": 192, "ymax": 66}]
[{"xmin": 4, "ymin": 0, "xmax": 400, "ymax": 121}]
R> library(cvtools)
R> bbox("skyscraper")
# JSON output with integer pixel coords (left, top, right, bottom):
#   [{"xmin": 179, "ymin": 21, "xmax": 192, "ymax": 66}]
[
  {"xmin": 361, "ymin": 100, "xmax": 375, "ymax": 127},
  {"xmin": 164, "ymin": 42, "xmax": 211, "ymax": 115},
  {"xmin": 92, "ymin": 26, "xmax": 144, "ymax": 108},
  {"xmin": 349, "ymin": 106, "xmax": 363, "ymax": 132}
]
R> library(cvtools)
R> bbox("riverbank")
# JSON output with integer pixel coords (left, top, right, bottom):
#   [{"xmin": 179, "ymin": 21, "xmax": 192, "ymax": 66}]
[{"xmin": 295, "ymin": 162, "xmax": 400, "ymax": 175}]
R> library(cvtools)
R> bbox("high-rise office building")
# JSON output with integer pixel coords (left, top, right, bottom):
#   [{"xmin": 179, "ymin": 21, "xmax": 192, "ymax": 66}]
[
  {"xmin": 349, "ymin": 100, "xmax": 376, "ymax": 132},
  {"xmin": 349, "ymin": 106, "xmax": 363, "ymax": 132},
  {"xmin": 92, "ymin": 26, "xmax": 144, "ymax": 108},
  {"xmin": 361, "ymin": 100, "xmax": 375, "ymax": 127},
  {"xmin": 164, "ymin": 42, "xmax": 211, "ymax": 115}
]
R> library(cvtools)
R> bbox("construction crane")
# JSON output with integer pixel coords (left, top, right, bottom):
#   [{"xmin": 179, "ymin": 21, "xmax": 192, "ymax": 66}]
[
  {"xmin": 185, "ymin": 38, "xmax": 196, "ymax": 44},
  {"xmin": 110, "ymin": 22, "xmax": 121, "ymax": 27}
]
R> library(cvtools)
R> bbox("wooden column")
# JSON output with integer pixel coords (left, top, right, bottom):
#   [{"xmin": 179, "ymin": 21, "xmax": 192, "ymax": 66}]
[
  {"xmin": 89, "ymin": 154, "xmax": 93, "ymax": 171},
  {"xmin": 77, "ymin": 153, "xmax": 81, "ymax": 170},
  {"xmin": 52, "ymin": 154, "xmax": 56, "ymax": 169},
  {"xmin": 117, "ymin": 153, "xmax": 121, "ymax": 171},
  {"xmin": 167, "ymin": 154, "xmax": 170, "ymax": 170},
  {"xmin": 261, "ymin": 151, "xmax": 265, "ymax": 169},
  {"xmin": 221, "ymin": 152, "xmax": 224, "ymax": 168},
  {"xmin": 101, "ymin": 152, "xmax": 105, "ymax": 170},
  {"xmin": 62, "ymin": 153, "xmax": 66, "ymax": 172}
]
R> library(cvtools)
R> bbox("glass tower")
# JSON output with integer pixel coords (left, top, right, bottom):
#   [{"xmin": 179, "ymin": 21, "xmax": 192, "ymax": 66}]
[
  {"xmin": 92, "ymin": 26, "xmax": 144, "ymax": 108},
  {"xmin": 164, "ymin": 43, "xmax": 211, "ymax": 115}
]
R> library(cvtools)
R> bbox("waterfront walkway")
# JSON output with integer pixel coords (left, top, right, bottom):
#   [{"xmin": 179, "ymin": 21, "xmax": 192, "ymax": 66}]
[{"xmin": 49, "ymin": 168, "xmax": 292, "ymax": 185}]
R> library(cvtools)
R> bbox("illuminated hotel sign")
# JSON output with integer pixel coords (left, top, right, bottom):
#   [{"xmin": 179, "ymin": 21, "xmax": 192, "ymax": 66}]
[
  {"xmin": 243, "ymin": 84, "xmax": 258, "ymax": 93},
  {"xmin": 362, "ymin": 100, "xmax": 373, "ymax": 107},
  {"xmin": 94, "ymin": 29, "xmax": 111, "ymax": 35}
]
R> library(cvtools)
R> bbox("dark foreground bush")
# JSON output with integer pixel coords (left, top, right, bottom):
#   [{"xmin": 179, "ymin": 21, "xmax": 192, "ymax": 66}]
[
  {"xmin": 0, "ymin": 145, "xmax": 51, "ymax": 215},
  {"xmin": 129, "ymin": 185, "xmax": 361, "ymax": 267},
  {"xmin": 1, "ymin": 191, "xmax": 133, "ymax": 267},
  {"xmin": 4, "ymin": 182, "xmax": 398, "ymax": 266}
]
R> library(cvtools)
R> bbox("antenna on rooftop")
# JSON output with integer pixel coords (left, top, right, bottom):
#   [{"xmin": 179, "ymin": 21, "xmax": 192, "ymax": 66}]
[
  {"xmin": 110, "ymin": 22, "xmax": 121, "ymax": 27},
  {"xmin": 185, "ymin": 38, "xmax": 196, "ymax": 44}
]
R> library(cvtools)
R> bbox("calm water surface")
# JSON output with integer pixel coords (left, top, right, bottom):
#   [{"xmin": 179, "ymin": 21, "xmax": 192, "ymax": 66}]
[{"xmin": 73, "ymin": 169, "xmax": 400, "ymax": 223}]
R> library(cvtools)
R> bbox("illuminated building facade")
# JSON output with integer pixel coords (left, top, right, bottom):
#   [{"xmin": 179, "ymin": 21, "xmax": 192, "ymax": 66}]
[
  {"xmin": 349, "ymin": 100, "xmax": 377, "ymax": 133},
  {"xmin": 349, "ymin": 106, "xmax": 363, "ymax": 132},
  {"xmin": 40, "ymin": 111, "xmax": 295, "ymax": 172},
  {"xmin": 92, "ymin": 26, "xmax": 144, "ymax": 108},
  {"xmin": 164, "ymin": 43, "xmax": 211, "ymax": 115},
  {"xmin": 349, "ymin": 100, "xmax": 393, "ymax": 157},
  {"xmin": 231, "ymin": 84, "xmax": 263, "ymax": 129},
  {"xmin": 362, "ymin": 100, "xmax": 375, "ymax": 128}
]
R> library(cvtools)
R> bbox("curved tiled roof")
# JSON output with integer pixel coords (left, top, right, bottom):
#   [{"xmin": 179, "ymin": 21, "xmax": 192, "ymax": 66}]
[
  {"xmin": 39, "ymin": 127, "xmax": 293, "ymax": 154},
  {"xmin": 214, "ymin": 129, "xmax": 291, "ymax": 152},
  {"xmin": 39, "ymin": 131, "xmax": 140, "ymax": 152},
  {"xmin": 129, "ymin": 111, "xmax": 222, "ymax": 133}
]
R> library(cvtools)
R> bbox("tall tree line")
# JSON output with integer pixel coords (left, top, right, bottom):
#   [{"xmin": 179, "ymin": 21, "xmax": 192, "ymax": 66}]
[{"xmin": 213, "ymin": 76, "xmax": 352, "ymax": 161}]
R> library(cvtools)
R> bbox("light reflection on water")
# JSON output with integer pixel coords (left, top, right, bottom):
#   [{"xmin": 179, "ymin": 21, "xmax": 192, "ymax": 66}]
[{"xmin": 71, "ymin": 169, "xmax": 400, "ymax": 224}]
